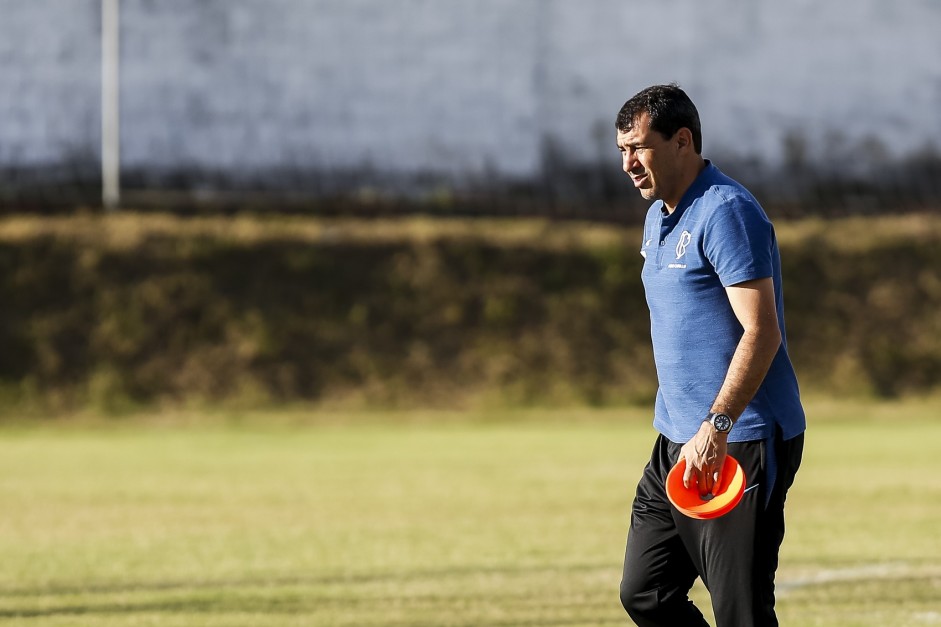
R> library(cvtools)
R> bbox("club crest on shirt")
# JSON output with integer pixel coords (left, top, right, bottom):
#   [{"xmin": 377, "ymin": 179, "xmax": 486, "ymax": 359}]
[
  {"xmin": 675, "ymin": 231, "xmax": 692, "ymax": 259},
  {"xmin": 668, "ymin": 231, "xmax": 692, "ymax": 269}
]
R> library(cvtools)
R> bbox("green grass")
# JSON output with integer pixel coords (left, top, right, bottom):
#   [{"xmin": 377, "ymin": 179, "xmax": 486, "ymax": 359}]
[{"xmin": 0, "ymin": 399, "xmax": 939, "ymax": 626}]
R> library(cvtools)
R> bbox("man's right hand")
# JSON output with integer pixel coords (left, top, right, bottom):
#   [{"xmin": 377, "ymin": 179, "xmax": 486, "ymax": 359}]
[{"xmin": 679, "ymin": 420, "xmax": 729, "ymax": 496}]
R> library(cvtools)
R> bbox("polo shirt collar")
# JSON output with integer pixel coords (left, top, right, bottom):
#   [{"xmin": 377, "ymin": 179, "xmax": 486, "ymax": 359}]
[{"xmin": 659, "ymin": 159, "xmax": 716, "ymax": 220}]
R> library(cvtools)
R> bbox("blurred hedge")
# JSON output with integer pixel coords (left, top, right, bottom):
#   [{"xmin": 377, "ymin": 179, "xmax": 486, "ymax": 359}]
[{"xmin": 0, "ymin": 213, "xmax": 938, "ymax": 414}]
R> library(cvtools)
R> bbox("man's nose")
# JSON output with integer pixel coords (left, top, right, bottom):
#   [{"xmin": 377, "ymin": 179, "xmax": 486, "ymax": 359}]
[{"xmin": 622, "ymin": 150, "xmax": 637, "ymax": 174}]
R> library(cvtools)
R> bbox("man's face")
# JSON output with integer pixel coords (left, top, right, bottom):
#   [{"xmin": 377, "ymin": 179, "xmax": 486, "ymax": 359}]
[{"xmin": 616, "ymin": 112, "xmax": 682, "ymax": 206}]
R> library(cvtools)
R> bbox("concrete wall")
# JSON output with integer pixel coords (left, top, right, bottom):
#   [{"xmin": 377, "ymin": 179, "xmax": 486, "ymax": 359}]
[
  {"xmin": 0, "ymin": 0, "xmax": 100, "ymax": 168},
  {"xmin": 1, "ymin": 0, "xmax": 939, "ymax": 192}
]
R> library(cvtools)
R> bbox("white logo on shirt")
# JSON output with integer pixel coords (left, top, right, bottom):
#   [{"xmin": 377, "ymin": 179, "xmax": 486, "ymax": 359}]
[{"xmin": 675, "ymin": 231, "xmax": 692, "ymax": 259}]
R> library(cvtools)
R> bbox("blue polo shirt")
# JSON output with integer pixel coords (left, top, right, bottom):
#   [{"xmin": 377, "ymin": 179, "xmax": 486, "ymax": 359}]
[{"xmin": 640, "ymin": 161, "xmax": 805, "ymax": 444}]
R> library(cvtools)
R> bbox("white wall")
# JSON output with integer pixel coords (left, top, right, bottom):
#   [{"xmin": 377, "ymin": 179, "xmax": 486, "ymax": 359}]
[
  {"xmin": 1, "ymin": 0, "xmax": 939, "ymax": 187},
  {"xmin": 0, "ymin": 0, "xmax": 100, "ymax": 166}
]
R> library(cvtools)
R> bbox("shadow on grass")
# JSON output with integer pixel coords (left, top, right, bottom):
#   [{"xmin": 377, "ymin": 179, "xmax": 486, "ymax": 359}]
[
  {"xmin": 0, "ymin": 561, "xmax": 612, "ymax": 598},
  {"xmin": 0, "ymin": 562, "xmax": 624, "ymax": 624}
]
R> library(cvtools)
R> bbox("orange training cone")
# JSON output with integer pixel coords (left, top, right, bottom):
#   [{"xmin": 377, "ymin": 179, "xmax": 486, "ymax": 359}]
[{"xmin": 666, "ymin": 455, "xmax": 746, "ymax": 519}]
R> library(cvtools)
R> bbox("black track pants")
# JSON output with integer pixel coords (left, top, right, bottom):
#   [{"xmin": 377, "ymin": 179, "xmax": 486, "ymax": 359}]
[{"xmin": 620, "ymin": 429, "xmax": 804, "ymax": 627}]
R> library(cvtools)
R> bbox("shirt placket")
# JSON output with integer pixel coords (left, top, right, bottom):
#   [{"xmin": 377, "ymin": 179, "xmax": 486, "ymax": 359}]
[{"xmin": 657, "ymin": 215, "xmax": 675, "ymax": 268}]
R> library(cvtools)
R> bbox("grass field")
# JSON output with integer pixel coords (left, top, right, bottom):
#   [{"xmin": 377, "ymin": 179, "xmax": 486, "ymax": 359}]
[{"xmin": 0, "ymin": 398, "xmax": 939, "ymax": 626}]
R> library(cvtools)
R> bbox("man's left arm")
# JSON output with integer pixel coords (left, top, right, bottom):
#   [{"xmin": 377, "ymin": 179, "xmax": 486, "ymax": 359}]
[{"xmin": 680, "ymin": 277, "xmax": 782, "ymax": 494}]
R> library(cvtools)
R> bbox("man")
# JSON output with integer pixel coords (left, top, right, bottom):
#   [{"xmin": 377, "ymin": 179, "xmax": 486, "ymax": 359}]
[{"xmin": 616, "ymin": 84, "xmax": 806, "ymax": 626}]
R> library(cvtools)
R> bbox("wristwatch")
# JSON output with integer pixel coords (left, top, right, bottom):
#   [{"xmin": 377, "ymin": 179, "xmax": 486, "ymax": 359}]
[{"xmin": 705, "ymin": 412, "xmax": 734, "ymax": 434}]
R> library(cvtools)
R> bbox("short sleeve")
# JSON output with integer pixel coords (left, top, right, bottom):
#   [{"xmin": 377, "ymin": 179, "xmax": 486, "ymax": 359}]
[{"xmin": 702, "ymin": 194, "xmax": 774, "ymax": 287}]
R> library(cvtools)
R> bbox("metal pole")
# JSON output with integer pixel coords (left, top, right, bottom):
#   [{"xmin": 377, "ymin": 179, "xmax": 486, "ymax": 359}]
[{"xmin": 102, "ymin": 0, "xmax": 120, "ymax": 211}]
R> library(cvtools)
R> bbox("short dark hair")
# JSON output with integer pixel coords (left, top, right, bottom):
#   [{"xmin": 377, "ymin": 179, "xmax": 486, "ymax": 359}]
[{"xmin": 616, "ymin": 84, "xmax": 702, "ymax": 154}]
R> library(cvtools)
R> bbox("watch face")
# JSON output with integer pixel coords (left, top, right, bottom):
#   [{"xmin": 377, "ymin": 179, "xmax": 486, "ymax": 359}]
[{"xmin": 713, "ymin": 414, "xmax": 733, "ymax": 432}]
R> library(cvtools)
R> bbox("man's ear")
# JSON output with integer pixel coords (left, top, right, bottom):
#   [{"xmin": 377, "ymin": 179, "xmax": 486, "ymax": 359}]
[{"xmin": 675, "ymin": 127, "xmax": 693, "ymax": 153}]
